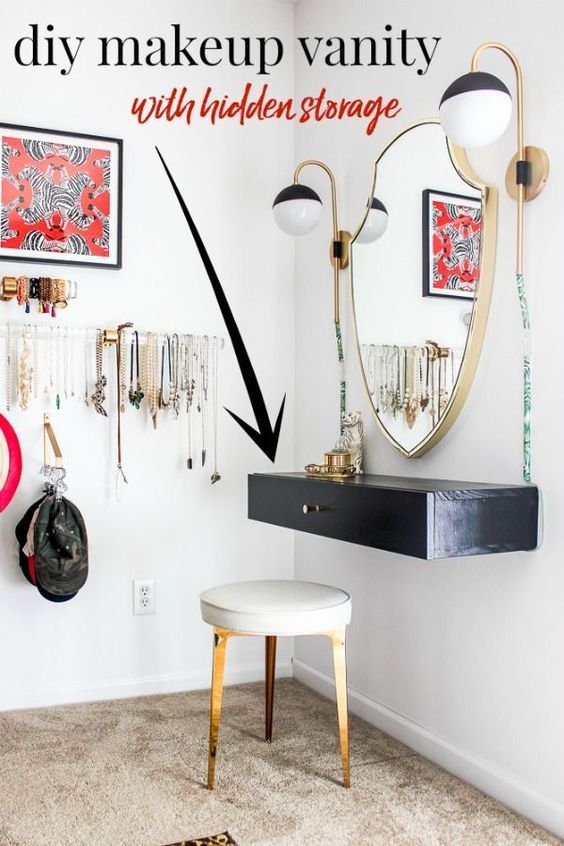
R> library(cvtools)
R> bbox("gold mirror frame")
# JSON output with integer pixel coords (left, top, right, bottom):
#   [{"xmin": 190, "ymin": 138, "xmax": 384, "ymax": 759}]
[{"xmin": 350, "ymin": 117, "xmax": 498, "ymax": 459}]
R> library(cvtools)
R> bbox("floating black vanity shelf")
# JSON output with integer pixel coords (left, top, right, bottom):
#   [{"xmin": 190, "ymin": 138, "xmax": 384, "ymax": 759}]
[{"xmin": 248, "ymin": 473, "xmax": 539, "ymax": 560}]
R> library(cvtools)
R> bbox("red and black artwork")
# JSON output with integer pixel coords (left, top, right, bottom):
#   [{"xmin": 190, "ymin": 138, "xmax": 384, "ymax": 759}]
[
  {"xmin": 0, "ymin": 125, "xmax": 122, "ymax": 268},
  {"xmin": 422, "ymin": 189, "xmax": 482, "ymax": 300}
]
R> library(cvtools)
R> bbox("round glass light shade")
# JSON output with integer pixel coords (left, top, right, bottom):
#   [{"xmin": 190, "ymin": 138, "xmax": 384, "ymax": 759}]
[
  {"xmin": 439, "ymin": 71, "xmax": 512, "ymax": 148},
  {"xmin": 355, "ymin": 197, "xmax": 388, "ymax": 244},
  {"xmin": 272, "ymin": 183, "xmax": 322, "ymax": 236}
]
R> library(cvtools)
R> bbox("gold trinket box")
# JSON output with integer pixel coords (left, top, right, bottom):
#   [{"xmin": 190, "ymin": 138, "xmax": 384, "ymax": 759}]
[{"xmin": 305, "ymin": 449, "xmax": 356, "ymax": 479}]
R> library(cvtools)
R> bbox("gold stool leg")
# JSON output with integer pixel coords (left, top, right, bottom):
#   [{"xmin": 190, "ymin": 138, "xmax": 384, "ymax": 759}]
[
  {"xmin": 207, "ymin": 628, "xmax": 229, "ymax": 790},
  {"xmin": 265, "ymin": 635, "xmax": 277, "ymax": 742},
  {"xmin": 330, "ymin": 627, "xmax": 350, "ymax": 788}
]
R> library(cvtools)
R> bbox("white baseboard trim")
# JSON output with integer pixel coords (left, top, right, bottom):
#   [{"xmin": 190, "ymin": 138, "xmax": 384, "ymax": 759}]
[
  {"xmin": 0, "ymin": 660, "xmax": 293, "ymax": 712},
  {"xmin": 294, "ymin": 657, "xmax": 564, "ymax": 840}
]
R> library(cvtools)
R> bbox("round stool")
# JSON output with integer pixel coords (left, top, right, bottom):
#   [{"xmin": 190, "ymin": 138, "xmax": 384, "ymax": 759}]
[{"xmin": 200, "ymin": 579, "xmax": 352, "ymax": 790}]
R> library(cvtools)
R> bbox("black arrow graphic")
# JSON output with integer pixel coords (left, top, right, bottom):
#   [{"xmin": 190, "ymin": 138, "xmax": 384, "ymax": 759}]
[{"xmin": 156, "ymin": 147, "xmax": 285, "ymax": 462}]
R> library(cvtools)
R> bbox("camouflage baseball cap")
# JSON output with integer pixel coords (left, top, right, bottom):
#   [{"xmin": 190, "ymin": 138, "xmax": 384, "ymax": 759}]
[
  {"xmin": 15, "ymin": 496, "xmax": 46, "ymax": 586},
  {"xmin": 34, "ymin": 495, "xmax": 88, "ymax": 597}
]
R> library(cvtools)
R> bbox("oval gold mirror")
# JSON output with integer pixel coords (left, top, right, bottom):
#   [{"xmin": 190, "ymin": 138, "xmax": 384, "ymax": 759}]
[{"xmin": 350, "ymin": 118, "xmax": 497, "ymax": 458}]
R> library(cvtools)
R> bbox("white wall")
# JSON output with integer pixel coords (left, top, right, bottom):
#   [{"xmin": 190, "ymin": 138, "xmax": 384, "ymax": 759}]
[
  {"xmin": 0, "ymin": 0, "xmax": 296, "ymax": 709},
  {"xmin": 292, "ymin": 0, "xmax": 564, "ymax": 836}
]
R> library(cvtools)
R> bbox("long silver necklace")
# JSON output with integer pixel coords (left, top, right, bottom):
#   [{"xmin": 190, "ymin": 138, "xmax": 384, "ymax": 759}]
[
  {"xmin": 170, "ymin": 333, "xmax": 180, "ymax": 417},
  {"xmin": 55, "ymin": 326, "xmax": 61, "ymax": 409},
  {"xmin": 5, "ymin": 322, "xmax": 12, "ymax": 411},
  {"xmin": 144, "ymin": 332, "xmax": 159, "ymax": 428},
  {"xmin": 210, "ymin": 336, "xmax": 221, "ymax": 484},
  {"xmin": 84, "ymin": 330, "xmax": 90, "ymax": 407},
  {"xmin": 159, "ymin": 334, "xmax": 171, "ymax": 409},
  {"xmin": 200, "ymin": 335, "xmax": 209, "ymax": 467},
  {"xmin": 18, "ymin": 326, "xmax": 31, "ymax": 410},
  {"xmin": 186, "ymin": 334, "xmax": 194, "ymax": 469}
]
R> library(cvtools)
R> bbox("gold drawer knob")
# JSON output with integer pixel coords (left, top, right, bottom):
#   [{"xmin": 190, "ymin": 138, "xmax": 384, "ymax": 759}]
[{"xmin": 303, "ymin": 504, "xmax": 326, "ymax": 514}]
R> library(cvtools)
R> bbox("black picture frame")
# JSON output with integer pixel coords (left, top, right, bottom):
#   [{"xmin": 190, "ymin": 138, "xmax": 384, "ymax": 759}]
[
  {"xmin": 0, "ymin": 122, "xmax": 123, "ymax": 269},
  {"xmin": 422, "ymin": 187, "xmax": 482, "ymax": 301}
]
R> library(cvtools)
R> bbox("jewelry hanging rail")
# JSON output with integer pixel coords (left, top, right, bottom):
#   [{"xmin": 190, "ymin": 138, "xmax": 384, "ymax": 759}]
[
  {"xmin": 360, "ymin": 342, "xmax": 464, "ymax": 429},
  {"xmin": 0, "ymin": 322, "xmax": 225, "ymax": 484}
]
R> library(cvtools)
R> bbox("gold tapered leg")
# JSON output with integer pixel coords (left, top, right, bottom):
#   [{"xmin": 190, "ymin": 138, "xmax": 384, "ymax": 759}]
[
  {"xmin": 207, "ymin": 628, "xmax": 229, "ymax": 790},
  {"xmin": 265, "ymin": 635, "xmax": 277, "ymax": 742},
  {"xmin": 329, "ymin": 627, "xmax": 350, "ymax": 788}
]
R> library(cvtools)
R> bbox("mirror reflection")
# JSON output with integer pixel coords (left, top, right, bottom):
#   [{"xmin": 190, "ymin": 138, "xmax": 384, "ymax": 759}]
[{"xmin": 351, "ymin": 121, "xmax": 484, "ymax": 455}]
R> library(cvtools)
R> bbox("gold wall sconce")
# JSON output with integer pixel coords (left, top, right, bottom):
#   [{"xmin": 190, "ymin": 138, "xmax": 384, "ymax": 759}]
[
  {"xmin": 272, "ymin": 161, "xmax": 388, "ymax": 429},
  {"xmin": 272, "ymin": 162, "xmax": 388, "ymax": 325},
  {"xmin": 439, "ymin": 42, "xmax": 549, "ymax": 482}
]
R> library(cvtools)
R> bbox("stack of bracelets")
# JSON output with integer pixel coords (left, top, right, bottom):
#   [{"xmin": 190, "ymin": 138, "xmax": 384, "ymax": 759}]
[{"xmin": 1, "ymin": 276, "xmax": 78, "ymax": 316}]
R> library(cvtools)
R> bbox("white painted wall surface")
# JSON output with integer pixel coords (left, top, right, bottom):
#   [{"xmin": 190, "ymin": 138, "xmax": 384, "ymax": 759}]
[
  {"xmin": 0, "ymin": 0, "xmax": 296, "ymax": 710},
  {"xmin": 291, "ymin": 0, "xmax": 564, "ymax": 836}
]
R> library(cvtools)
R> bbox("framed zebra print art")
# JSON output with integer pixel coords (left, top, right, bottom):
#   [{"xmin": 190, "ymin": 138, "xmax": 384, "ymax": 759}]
[
  {"xmin": 0, "ymin": 123, "xmax": 122, "ymax": 268},
  {"xmin": 422, "ymin": 188, "xmax": 482, "ymax": 300}
]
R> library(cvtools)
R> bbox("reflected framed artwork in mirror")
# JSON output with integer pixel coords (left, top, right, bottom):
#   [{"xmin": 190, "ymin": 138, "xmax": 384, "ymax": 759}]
[
  {"xmin": 350, "ymin": 118, "xmax": 497, "ymax": 458},
  {"xmin": 422, "ymin": 188, "xmax": 482, "ymax": 300}
]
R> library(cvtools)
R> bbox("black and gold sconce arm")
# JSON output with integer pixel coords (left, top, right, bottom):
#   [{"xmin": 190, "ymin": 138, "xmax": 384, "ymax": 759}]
[
  {"xmin": 439, "ymin": 41, "xmax": 549, "ymax": 274},
  {"xmin": 272, "ymin": 162, "xmax": 388, "ymax": 433},
  {"xmin": 272, "ymin": 161, "xmax": 388, "ymax": 325},
  {"xmin": 439, "ymin": 42, "xmax": 549, "ymax": 482},
  {"xmin": 272, "ymin": 160, "xmax": 349, "ymax": 325}
]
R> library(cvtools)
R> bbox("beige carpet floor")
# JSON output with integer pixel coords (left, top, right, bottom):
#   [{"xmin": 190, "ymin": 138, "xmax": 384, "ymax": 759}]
[{"xmin": 0, "ymin": 679, "xmax": 560, "ymax": 846}]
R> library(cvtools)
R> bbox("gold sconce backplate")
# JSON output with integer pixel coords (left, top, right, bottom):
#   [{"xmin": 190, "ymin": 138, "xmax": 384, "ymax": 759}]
[
  {"xmin": 329, "ymin": 230, "xmax": 352, "ymax": 270},
  {"xmin": 505, "ymin": 146, "xmax": 550, "ymax": 202}
]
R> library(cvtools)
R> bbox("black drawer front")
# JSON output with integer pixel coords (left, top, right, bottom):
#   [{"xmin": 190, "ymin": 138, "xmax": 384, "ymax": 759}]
[{"xmin": 248, "ymin": 474, "xmax": 430, "ymax": 558}]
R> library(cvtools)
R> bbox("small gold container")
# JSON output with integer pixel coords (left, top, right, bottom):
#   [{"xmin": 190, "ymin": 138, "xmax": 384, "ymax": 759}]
[
  {"xmin": 305, "ymin": 448, "xmax": 356, "ymax": 479},
  {"xmin": 324, "ymin": 449, "xmax": 352, "ymax": 469}
]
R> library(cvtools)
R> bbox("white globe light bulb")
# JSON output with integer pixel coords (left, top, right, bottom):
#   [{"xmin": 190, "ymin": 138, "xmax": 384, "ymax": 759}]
[
  {"xmin": 439, "ymin": 71, "xmax": 512, "ymax": 148},
  {"xmin": 272, "ymin": 184, "xmax": 323, "ymax": 236},
  {"xmin": 356, "ymin": 197, "xmax": 388, "ymax": 244}
]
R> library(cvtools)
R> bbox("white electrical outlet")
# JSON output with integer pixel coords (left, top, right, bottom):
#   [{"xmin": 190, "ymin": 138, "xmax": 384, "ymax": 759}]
[{"xmin": 133, "ymin": 579, "xmax": 156, "ymax": 615}]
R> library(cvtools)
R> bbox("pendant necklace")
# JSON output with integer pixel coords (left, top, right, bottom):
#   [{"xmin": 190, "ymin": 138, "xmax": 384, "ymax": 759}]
[
  {"xmin": 5, "ymin": 322, "xmax": 11, "ymax": 411},
  {"xmin": 186, "ymin": 334, "xmax": 194, "ymax": 469},
  {"xmin": 405, "ymin": 347, "xmax": 418, "ymax": 429},
  {"xmin": 63, "ymin": 327, "xmax": 69, "ymax": 401},
  {"xmin": 145, "ymin": 332, "xmax": 159, "ymax": 428},
  {"xmin": 119, "ymin": 329, "xmax": 128, "ymax": 413},
  {"xmin": 18, "ymin": 326, "xmax": 31, "ymax": 410},
  {"xmin": 170, "ymin": 334, "xmax": 180, "ymax": 417},
  {"xmin": 91, "ymin": 329, "xmax": 108, "ymax": 416},
  {"xmin": 128, "ymin": 330, "xmax": 144, "ymax": 409},
  {"xmin": 32, "ymin": 323, "xmax": 38, "ymax": 400},
  {"xmin": 115, "ymin": 322, "xmax": 133, "ymax": 487},
  {"xmin": 421, "ymin": 346, "xmax": 430, "ymax": 411},
  {"xmin": 159, "ymin": 334, "xmax": 171, "ymax": 409},
  {"xmin": 429, "ymin": 352, "xmax": 436, "ymax": 424},
  {"xmin": 84, "ymin": 330, "xmax": 90, "ymax": 407},
  {"xmin": 401, "ymin": 347, "xmax": 409, "ymax": 413},
  {"xmin": 210, "ymin": 336, "xmax": 221, "ymax": 483},
  {"xmin": 68, "ymin": 328, "xmax": 75, "ymax": 399},
  {"xmin": 201, "ymin": 335, "xmax": 209, "ymax": 467},
  {"xmin": 55, "ymin": 327, "xmax": 61, "ymax": 410},
  {"xmin": 439, "ymin": 354, "xmax": 448, "ymax": 418}
]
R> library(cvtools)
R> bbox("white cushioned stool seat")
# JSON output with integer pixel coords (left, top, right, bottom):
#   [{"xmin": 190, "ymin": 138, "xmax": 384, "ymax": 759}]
[{"xmin": 200, "ymin": 579, "xmax": 352, "ymax": 636}]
